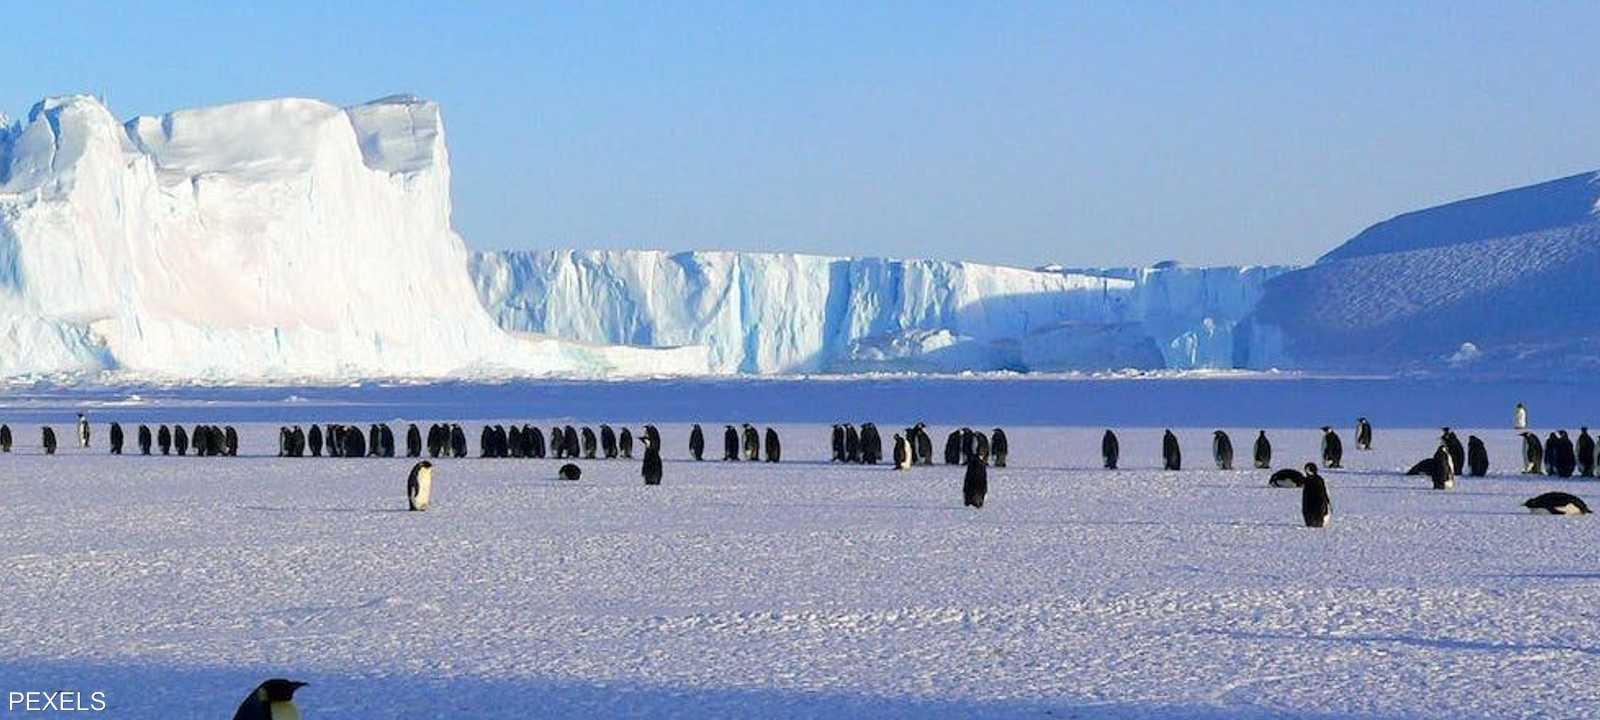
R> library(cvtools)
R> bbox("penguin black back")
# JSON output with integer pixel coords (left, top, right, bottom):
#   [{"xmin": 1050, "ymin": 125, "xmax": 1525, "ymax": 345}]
[
  {"xmin": 0, "ymin": 423, "xmax": 10, "ymax": 453},
  {"xmin": 723, "ymin": 425, "xmax": 740, "ymax": 461},
  {"xmin": 1523, "ymin": 491, "xmax": 1591, "ymax": 515},
  {"xmin": 689, "ymin": 424, "xmax": 705, "ymax": 461},
  {"xmin": 764, "ymin": 427, "xmax": 781, "ymax": 463},
  {"xmin": 962, "ymin": 457, "xmax": 988, "ymax": 508},
  {"xmin": 1102, "ymin": 429, "xmax": 1119, "ymax": 469},
  {"xmin": 1466, "ymin": 435, "xmax": 1489, "ymax": 477},
  {"xmin": 42, "ymin": 426, "xmax": 57, "ymax": 455},
  {"xmin": 1212, "ymin": 430, "xmax": 1233, "ymax": 470},
  {"xmin": 1301, "ymin": 466, "xmax": 1330, "ymax": 528},
  {"xmin": 1253, "ymin": 431, "xmax": 1271, "ymax": 469},
  {"xmin": 642, "ymin": 441, "xmax": 663, "ymax": 485},
  {"xmin": 1161, "ymin": 430, "xmax": 1180, "ymax": 471},
  {"xmin": 137, "ymin": 424, "xmax": 151, "ymax": 455},
  {"xmin": 1320, "ymin": 427, "xmax": 1342, "ymax": 469},
  {"xmin": 990, "ymin": 428, "xmax": 1008, "ymax": 467}
]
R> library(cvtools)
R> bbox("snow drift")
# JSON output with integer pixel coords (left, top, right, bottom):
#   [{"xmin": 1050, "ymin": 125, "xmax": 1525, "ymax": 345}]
[
  {"xmin": 0, "ymin": 95, "xmax": 706, "ymax": 380},
  {"xmin": 470, "ymin": 250, "xmax": 1288, "ymax": 374}
]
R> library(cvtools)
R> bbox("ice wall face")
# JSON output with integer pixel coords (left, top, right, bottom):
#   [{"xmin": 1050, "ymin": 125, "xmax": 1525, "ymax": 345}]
[
  {"xmin": 0, "ymin": 95, "xmax": 706, "ymax": 380},
  {"xmin": 471, "ymin": 250, "xmax": 1288, "ymax": 374}
]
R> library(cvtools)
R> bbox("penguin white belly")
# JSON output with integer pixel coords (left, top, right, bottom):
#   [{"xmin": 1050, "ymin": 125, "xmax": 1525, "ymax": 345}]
[
  {"xmin": 269, "ymin": 701, "xmax": 302, "ymax": 720},
  {"xmin": 1531, "ymin": 503, "xmax": 1580, "ymax": 515},
  {"xmin": 410, "ymin": 468, "xmax": 433, "ymax": 510},
  {"xmin": 1320, "ymin": 513, "xmax": 1330, "ymax": 528}
]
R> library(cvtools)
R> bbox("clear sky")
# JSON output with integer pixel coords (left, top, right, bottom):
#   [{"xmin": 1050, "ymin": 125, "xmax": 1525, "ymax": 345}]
[{"xmin": 6, "ymin": 1, "xmax": 1599, "ymax": 267}]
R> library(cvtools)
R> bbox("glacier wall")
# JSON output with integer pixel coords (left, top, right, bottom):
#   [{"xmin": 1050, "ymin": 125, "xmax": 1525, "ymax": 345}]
[
  {"xmin": 0, "ymin": 95, "xmax": 707, "ymax": 381},
  {"xmin": 471, "ymin": 250, "xmax": 1291, "ymax": 374}
]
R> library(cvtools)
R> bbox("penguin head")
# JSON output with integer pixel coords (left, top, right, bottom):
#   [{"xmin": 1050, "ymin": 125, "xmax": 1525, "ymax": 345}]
[
  {"xmin": 1560, "ymin": 430, "xmax": 1569, "ymax": 438},
  {"xmin": 1303, "ymin": 462, "xmax": 1318, "ymax": 476},
  {"xmin": 254, "ymin": 678, "xmax": 307, "ymax": 702},
  {"xmin": 1320, "ymin": 426, "xmax": 1330, "ymax": 433}
]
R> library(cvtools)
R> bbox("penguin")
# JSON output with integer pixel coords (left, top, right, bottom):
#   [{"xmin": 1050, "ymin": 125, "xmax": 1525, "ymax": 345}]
[
  {"xmin": 962, "ymin": 457, "xmax": 988, "ymax": 509},
  {"xmin": 860, "ymin": 424, "xmax": 882, "ymax": 464},
  {"xmin": 1521, "ymin": 432, "xmax": 1544, "ymax": 474},
  {"xmin": 944, "ymin": 431, "xmax": 962, "ymax": 465},
  {"xmin": 1320, "ymin": 427, "xmax": 1343, "ymax": 469},
  {"xmin": 642, "ymin": 438, "xmax": 663, "ymax": 486},
  {"xmin": 1102, "ymin": 429, "xmax": 1120, "ymax": 469},
  {"xmin": 109, "ymin": 422, "xmax": 124, "ymax": 455},
  {"xmin": 279, "ymin": 427, "xmax": 292, "ymax": 457},
  {"xmin": 379, "ymin": 424, "xmax": 395, "ymax": 457},
  {"xmin": 137, "ymin": 425, "xmax": 152, "ymax": 455},
  {"xmin": 723, "ymin": 425, "xmax": 740, "ymax": 461},
  {"xmin": 232, "ymin": 678, "xmax": 307, "ymax": 720},
  {"xmin": 972, "ymin": 432, "xmax": 990, "ymax": 465},
  {"xmin": 916, "ymin": 425, "xmax": 933, "ymax": 465},
  {"xmin": 450, "ymin": 424, "xmax": 467, "ymax": 458},
  {"xmin": 509, "ymin": 425, "xmax": 525, "ymax": 457},
  {"xmin": 689, "ymin": 424, "xmax": 705, "ymax": 461},
  {"xmin": 368, "ymin": 424, "xmax": 383, "ymax": 457},
  {"xmin": 1441, "ymin": 428, "xmax": 1464, "ymax": 474},
  {"xmin": 174, "ymin": 425, "xmax": 189, "ymax": 456},
  {"xmin": 742, "ymin": 424, "xmax": 760, "ymax": 461},
  {"xmin": 601, "ymin": 424, "xmax": 618, "ymax": 459},
  {"xmin": 289, "ymin": 426, "xmax": 305, "ymax": 457},
  {"xmin": 42, "ymin": 426, "xmax": 57, "ymax": 455},
  {"xmin": 158, "ymin": 425, "xmax": 172, "ymax": 455},
  {"xmin": 1429, "ymin": 444, "xmax": 1455, "ymax": 490},
  {"xmin": 76, "ymin": 413, "xmax": 90, "ymax": 448},
  {"xmin": 1579, "ymin": 428, "xmax": 1596, "ymax": 478},
  {"xmin": 1269, "ymin": 462, "xmax": 1317, "ymax": 488},
  {"xmin": 308, "ymin": 424, "xmax": 324, "ymax": 457},
  {"xmin": 1355, "ymin": 417, "xmax": 1372, "ymax": 451},
  {"xmin": 0, "ymin": 423, "xmax": 9, "ymax": 453},
  {"xmin": 831, "ymin": 425, "xmax": 846, "ymax": 462},
  {"xmin": 407, "ymin": 461, "xmax": 434, "ymax": 511},
  {"xmin": 1554, "ymin": 431, "xmax": 1577, "ymax": 478},
  {"xmin": 1543, "ymin": 431, "xmax": 1562, "ymax": 476},
  {"xmin": 1161, "ymin": 429, "xmax": 1181, "ymax": 471},
  {"xmin": 558, "ymin": 463, "xmax": 582, "ymax": 481},
  {"xmin": 1301, "ymin": 465, "xmax": 1330, "ymax": 528},
  {"xmin": 346, "ymin": 426, "xmax": 367, "ymax": 458},
  {"xmin": 1212, "ymin": 430, "xmax": 1233, "ymax": 470},
  {"xmin": 618, "ymin": 427, "xmax": 634, "ymax": 459},
  {"xmin": 644, "ymin": 425, "xmax": 661, "ymax": 453},
  {"xmin": 764, "ymin": 427, "xmax": 781, "ymax": 463},
  {"xmin": 406, "ymin": 424, "xmax": 422, "ymax": 457},
  {"xmin": 844, "ymin": 424, "xmax": 861, "ymax": 463},
  {"xmin": 1514, "ymin": 402, "xmax": 1527, "ymax": 430},
  {"xmin": 581, "ymin": 427, "xmax": 598, "ymax": 459},
  {"xmin": 1253, "ymin": 431, "xmax": 1271, "ymax": 469},
  {"xmin": 225, "ymin": 426, "xmax": 240, "ymax": 457},
  {"xmin": 1466, "ymin": 435, "xmax": 1489, "ymax": 477},
  {"xmin": 990, "ymin": 428, "xmax": 1008, "ymax": 468},
  {"xmin": 893, "ymin": 433, "xmax": 911, "ymax": 470},
  {"xmin": 1406, "ymin": 457, "xmax": 1440, "ymax": 477},
  {"xmin": 1523, "ymin": 492, "xmax": 1591, "ymax": 515}
]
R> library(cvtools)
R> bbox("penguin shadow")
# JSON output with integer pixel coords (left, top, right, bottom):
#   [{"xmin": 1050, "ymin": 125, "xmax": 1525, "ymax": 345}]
[
  {"xmin": 1493, "ymin": 571, "xmax": 1600, "ymax": 581},
  {"xmin": 1196, "ymin": 628, "xmax": 1600, "ymax": 657},
  {"xmin": 239, "ymin": 505, "xmax": 412, "ymax": 515},
  {"xmin": 701, "ymin": 499, "xmax": 956, "ymax": 513}
]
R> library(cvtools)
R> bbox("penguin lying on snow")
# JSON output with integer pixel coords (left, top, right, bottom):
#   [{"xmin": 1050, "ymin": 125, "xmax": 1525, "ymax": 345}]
[
  {"xmin": 1269, "ymin": 463, "xmax": 1318, "ymax": 488},
  {"xmin": 558, "ymin": 463, "xmax": 583, "ymax": 481},
  {"xmin": 232, "ymin": 678, "xmax": 307, "ymax": 720},
  {"xmin": 1523, "ymin": 492, "xmax": 1591, "ymax": 515},
  {"xmin": 407, "ymin": 461, "xmax": 434, "ymax": 511}
]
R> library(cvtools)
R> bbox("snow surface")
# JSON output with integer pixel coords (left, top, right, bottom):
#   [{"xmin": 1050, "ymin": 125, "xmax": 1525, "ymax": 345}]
[
  {"xmin": 0, "ymin": 95, "xmax": 706, "ymax": 381},
  {"xmin": 2, "ymin": 379, "xmax": 1598, "ymax": 718},
  {"xmin": 470, "ymin": 250, "xmax": 1289, "ymax": 374}
]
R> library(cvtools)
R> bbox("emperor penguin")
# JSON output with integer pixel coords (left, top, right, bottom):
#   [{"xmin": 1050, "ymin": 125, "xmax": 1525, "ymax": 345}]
[
  {"xmin": 407, "ymin": 461, "xmax": 434, "ymax": 511},
  {"xmin": 689, "ymin": 424, "xmax": 705, "ymax": 461},
  {"xmin": 1578, "ymin": 427, "xmax": 1596, "ymax": 477},
  {"xmin": 1212, "ymin": 430, "xmax": 1233, "ymax": 470},
  {"xmin": 581, "ymin": 427, "xmax": 598, "ymax": 459},
  {"xmin": 742, "ymin": 424, "xmax": 760, "ymax": 461},
  {"xmin": 42, "ymin": 426, "xmax": 57, "ymax": 455},
  {"xmin": 1320, "ymin": 427, "xmax": 1343, "ymax": 469},
  {"xmin": 1161, "ymin": 429, "xmax": 1181, "ymax": 471},
  {"xmin": 378, "ymin": 424, "xmax": 395, "ymax": 457},
  {"xmin": 764, "ymin": 427, "xmax": 781, "ymax": 463},
  {"xmin": 844, "ymin": 424, "xmax": 860, "ymax": 463},
  {"xmin": 76, "ymin": 413, "xmax": 90, "ymax": 448},
  {"xmin": 224, "ymin": 426, "xmax": 239, "ymax": 457},
  {"xmin": 723, "ymin": 425, "xmax": 740, "ymax": 461},
  {"xmin": 109, "ymin": 422, "xmax": 124, "ymax": 455},
  {"xmin": 962, "ymin": 456, "xmax": 988, "ymax": 509},
  {"xmin": 991, "ymin": 428, "xmax": 1009, "ymax": 468},
  {"xmin": 368, "ymin": 424, "xmax": 383, "ymax": 457},
  {"xmin": 158, "ymin": 425, "xmax": 172, "ymax": 455},
  {"xmin": 1514, "ymin": 402, "xmax": 1527, "ymax": 430},
  {"xmin": 1523, "ymin": 492, "xmax": 1591, "ymax": 515},
  {"xmin": 558, "ymin": 463, "xmax": 582, "ymax": 481},
  {"xmin": 1521, "ymin": 432, "xmax": 1544, "ymax": 474},
  {"xmin": 1101, "ymin": 429, "xmax": 1120, "ymax": 469},
  {"xmin": 893, "ymin": 433, "xmax": 911, "ymax": 470},
  {"xmin": 1269, "ymin": 462, "xmax": 1316, "ymax": 489},
  {"xmin": 174, "ymin": 425, "xmax": 190, "ymax": 456},
  {"xmin": 619, "ymin": 427, "xmax": 634, "ymax": 458},
  {"xmin": 1429, "ymin": 443, "xmax": 1455, "ymax": 490},
  {"xmin": 0, "ymin": 423, "xmax": 10, "ymax": 452},
  {"xmin": 1544, "ymin": 432, "xmax": 1561, "ymax": 476},
  {"xmin": 308, "ymin": 424, "xmax": 323, "ymax": 457},
  {"xmin": 916, "ymin": 425, "xmax": 934, "ymax": 465},
  {"xmin": 406, "ymin": 424, "xmax": 422, "ymax": 457},
  {"xmin": 1554, "ymin": 430, "xmax": 1577, "ymax": 478},
  {"xmin": 1253, "ymin": 431, "xmax": 1271, "ymax": 469},
  {"xmin": 1466, "ymin": 435, "xmax": 1489, "ymax": 477},
  {"xmin": 232, "ymin": 678, "xmax": 307, "ymax": 720},
  {"xmin": 831, "ymin": 425, "xmax": 846, "ymax": 462},
  {"xmin": 642, "ymin": 437, "xmax": 663, "ymax": 486},
  {"xmin": 1355, "ymin": 417, "xmax": 1372, "ymax": 450},
  {"xmin": 137, "ymin": 424, "xmax": 152, "ymax": 455},
  {"xmin": 601, "ymin": 424, "xmax": 618, "ymax": 459},
  {"xmin": 1301, "ymin": 464, "xmax": 1330, "ymax": 528},
  {"xmin": 972, "ymin": 431, "xmax": 991, "ymax": 466},
  {"xmin": 944, "ymin": 431, "xmax": 962, "ymax": 465},
  {"xmin": 861, "ymin": 424, "xmax": 883, "ymax": 464},
  {"xmin": 450, "ymin": 424, "xmax": 467, "ymax": 458},
  {"xmin": 1441, "ymin": 428, "xmax": 1464, "ymax": 474},
  {"xmin": 644, "ymin": 425, "xmax": 662, "ymax": 452}
]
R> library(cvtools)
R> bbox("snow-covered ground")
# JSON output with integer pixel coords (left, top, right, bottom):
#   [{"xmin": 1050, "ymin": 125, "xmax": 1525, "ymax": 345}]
[{"xmin": 1, "ymin": 379, "xmax": 1597, "ymax": 718}]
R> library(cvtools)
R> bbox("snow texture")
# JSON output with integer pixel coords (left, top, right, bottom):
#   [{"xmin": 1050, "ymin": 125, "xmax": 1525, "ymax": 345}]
[
  {"xmin": 471, "ymin": 250, "xmax": 1289, "ymax": 374},
  {"xmin": 0, "ymin": 95, "xmax": 707, "ymax": 381},
  {"xmin": 0, "ymin": 379, "xmax": 1597, "ymax": 718}
]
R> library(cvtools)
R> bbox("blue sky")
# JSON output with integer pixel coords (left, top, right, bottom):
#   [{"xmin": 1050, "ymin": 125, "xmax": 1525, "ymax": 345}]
[{"xmin": 6, "ymin": 2, "xmax": 1599, "ymax": 266}]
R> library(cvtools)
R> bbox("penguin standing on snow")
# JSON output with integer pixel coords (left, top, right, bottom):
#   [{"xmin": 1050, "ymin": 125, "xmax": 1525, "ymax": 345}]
[
  {"xmin": 1521, "ymin": 432, "xmax": 1544, "ymax": 474},
  {"xmin": 893, "ymin": 433, "xmax": 911, "ymax": 470},
  {"xmin": 1161, "ymin": 430, "xmax": 1181, "ymax": 471},
  {"xmin": 723, "ymin": 425, "xmax": 740, "ymax": 461},
  {"xmin": 689, "ymin": 424, "xmax": 705, "ymax": 461},
  {"xmin": 137, "ymin": 425, "xmax": 151, "ymax": 455},
  {"xmin": 407, "ymin": 461, "xmax": 434, "ymax": 511},
  {"xmin": 742, "ymin": 424, "xmax": 760, "ymax": 461},
  {"xmin": 619, "ymin": 427, "xmax": 634, "ymax": 459},
  {"xmin": 1554, "ymin": 431, "xmax": 1577, "ymax": 478},
  {"xmin": 109, "ymin": 422, "xmax": 124, "ymax": 455},
  {"xmin": 1301, "ymin": 465, "xmax": 1330, "ymax": 528},
  {"xmin": 832, "ymin": 425, "xmax": 846, "ymax": 462},
  {"xmin": 1212, "ymin": 430, "xmax": 1233, "ymax": 470},
  {"xmin": 0, "ymin": 423, "xmax": 10, "ymax": 452},
  {"xmin": 962, "ymin": 456, "xmax": 988, "ymax": 509},
  {"xmin": 406, "ymin": 424, "xmax": 422, "ymax": 458},
  {"xmin": 1253, "ymin": 431, "xmax": 1271, "ymax": 469},
  {"xmin": 76, "ymin": 413, "xmax": 90, "ymax": 449},
  {"xmin": 642, "ymin": 436, "xmax": 663, "ymax": 486},
  {"xmin": 175, "ymin": 426, "xmax": 191, "ymax": 456},
  {"xmin": 1320, "ymin": 427, "xmax": 1343, "ymax": 469},
  {"xmin": 764, "ymin": 427, "xmax": 781, "ymax": 463},
  {"xmin": 1578, "ymin": 427, "xmax": 1596, "ymax": 477},
  {"xmin": 844, "ymin": 424, "xmax": 861, "ymax": 463},
  {"xmin": 1466, "ymin": 435, "xmax": 1489, "ymax": 477},
  {"xmin": 581, "ymin": 427, "xmax": 598, "ymax": 459},
  {"xmin": 42, "ymin": 426, "xmax": 57, "ymax": 455},
  {"xmin": 232, "ymin": 678, "xmax": 307, "ymax": 720},
  {"xmin": 1523, "ymin": 492, "xmax": 1591, "ymax": 515},
  {"xmin": 1514, "ymin": 402, "xmax": 1528, "ymax": 430},
  {"xmin": 944, "ymin": 431, "xmax": 962, "ymax": 465},
  {"xmin": 916, "ymin": 425, "xmax": 934, "ymax": 465},
  {"xmin": 1429, "ymin": 444, "xmax": 1455, "ymax": 490},
  {"xmin": 158, "ymin": 425, "xmax": 172, "ymax": 455},
  {"xmin": 1441, "ymin": 428, "xmax": 1464, "ymax": 474},
  {"xmin": 991, "ymin": 428, "xmax": 1009, "ymax": 467},
  {"xmin": 601, "ymin": 424, "xmax": 618, "ymax": 459},
  {"xmin": 1544, "ymin": 432, "xmax": 1562, "ymax": 476},
  {"xmin": 860, "ymin": 423, "xmax": 883, "ymax": 464},
  {"xmin": 1102, "ymin": 429, "xmax": 1120, "ymax": 469},
  {"xmin": 1355, "ymin": 417, "xmax": 1372, "ymax": 450}
]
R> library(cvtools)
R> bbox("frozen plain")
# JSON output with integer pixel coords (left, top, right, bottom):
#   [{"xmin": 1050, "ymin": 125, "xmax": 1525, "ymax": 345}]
[{"xmin": 1, "ymin": 377, "xmax": 1598, "ymax": 719}]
